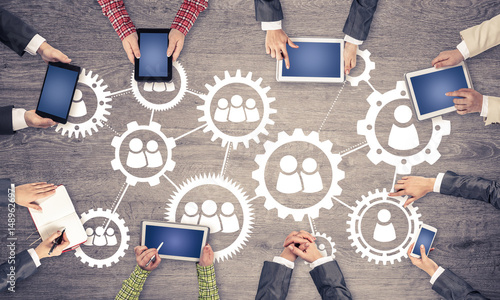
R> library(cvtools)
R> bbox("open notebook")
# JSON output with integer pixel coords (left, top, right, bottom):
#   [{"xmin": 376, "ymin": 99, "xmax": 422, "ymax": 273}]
[{"xmin": 28, "ymin": 186, "xmax": 87, "ymax": 252}]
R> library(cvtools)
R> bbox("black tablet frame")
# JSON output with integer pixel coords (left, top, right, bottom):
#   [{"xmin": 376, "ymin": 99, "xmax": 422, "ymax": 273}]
[{"xmin": 134, "ymin": 28, "xmax": 173, "ymax": 82}]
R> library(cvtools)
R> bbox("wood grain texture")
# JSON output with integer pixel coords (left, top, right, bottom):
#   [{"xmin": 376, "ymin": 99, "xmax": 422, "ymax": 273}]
[{"xmin": 0, "ymin": 0, "xmax": 499, "ymax": 299}]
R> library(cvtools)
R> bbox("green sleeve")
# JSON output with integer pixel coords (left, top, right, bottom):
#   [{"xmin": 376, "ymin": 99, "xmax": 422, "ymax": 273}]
[
  {"xmin": 197, "ymin": 264, "xmax": 220, "ymax": 300},
  {"xmin": 115, "ymin": 265, "xmax": 151, "ymax": 300}
]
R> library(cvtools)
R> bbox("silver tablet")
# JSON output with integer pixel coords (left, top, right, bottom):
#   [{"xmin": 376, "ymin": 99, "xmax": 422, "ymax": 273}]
[
  {"xmin": 141, "ymin": 220, "xmax": 209, "ymax": 261},
  {"xmin": 276, "ymin": 37, "xmax": 344, "ymax": 83},
  {"xmin": 404, "ymin": 61, "xmax": 473, "ymax": 121}
]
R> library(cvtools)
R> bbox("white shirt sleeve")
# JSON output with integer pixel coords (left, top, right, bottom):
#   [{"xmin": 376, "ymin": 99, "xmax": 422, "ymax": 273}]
[
  {"xmin": 272, "ymin": 256, "xmax": 294, "ymax": 269},
  {"xmin": 24, "ymin": 34, "xmax": 46, "ymax": 56},
  {"xmin": 433, "ymin": 173, "xmax": 445, "ymax": 193},
  {"xmin": 344, "ymin": 35, "xmax": 363, "ymax": 46},
  {"xmin": 27, "ymin": 248, "xmax": 41, "ymax": 268},
  {"xmin": 430, "ymin": 266, "xmax": 445, "ymax": 285},
  {"xmin": 456, "ymin": 40, "xmax": 470, "ymax": 60},
  {"xmin": 12, "ymin": 108, "xmax": 28, "ymax": 131},
  {"xmin": 261, "ymin": 21, "xmax": 282, "ymax": 31},
  {"xmin": 480, "ymin": 95, "xmax": 489, "ymax": 117},
  {"xmin": 309, "ymin": 256, "xmax": 334, "ymax": 269}
]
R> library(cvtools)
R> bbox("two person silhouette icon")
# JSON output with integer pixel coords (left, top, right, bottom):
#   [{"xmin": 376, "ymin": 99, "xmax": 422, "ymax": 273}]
[
  {"xmin": 276, "ymin": 155, "xmax": 323, "ymax": 194},
  {"xmin": 126, "ymin": 138, "xmax": 163, "ymax": 169}
]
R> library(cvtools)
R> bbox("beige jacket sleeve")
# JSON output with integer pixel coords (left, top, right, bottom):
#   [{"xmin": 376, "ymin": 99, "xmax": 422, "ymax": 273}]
[
  {"xmin": 460, "ymin": 14, "xmax": 500, "ymax": 57},
  {"xmin": 485, "ymin": 96, "xmax": 500, "ymax": 125}
]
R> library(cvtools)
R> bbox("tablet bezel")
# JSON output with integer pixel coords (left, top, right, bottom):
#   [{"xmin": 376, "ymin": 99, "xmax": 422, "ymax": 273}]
[
  {"xmin": 134, "ymin": 28, "xmax": 173, "ymax": 82},
  {"xmin": 36, "ymin": 62, "xmax": 81, "ymax": 124},
  {"xmin": 276, "ymin": 37, "xmax": 344, "ymax": 83},
  {"xmin": 405, "ymin": 61, "xmax": 473, "ymax": 121},
  {"xmin": 141, "ymin": 220, "xmax": 209, "ymax": 261}
]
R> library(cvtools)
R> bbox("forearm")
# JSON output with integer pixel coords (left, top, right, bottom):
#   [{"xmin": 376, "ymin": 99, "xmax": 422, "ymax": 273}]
[
  {"xmin": 441, "ymin": 171, "xmax": 500, "ymax": 209},
  {"xmin": 197, "ymin": 264, "xmax": 219, "ymax": 300},
  {"xmin": 97, "ymin": 0, "xmax": 136, "ymax": 40},
  {"xmin": 171, "ymin": 0, "xmax": 208, "ymax": 36},
  {"xmin": 115, "ymin": 265, "xmax": 150, "ymax": 300}
]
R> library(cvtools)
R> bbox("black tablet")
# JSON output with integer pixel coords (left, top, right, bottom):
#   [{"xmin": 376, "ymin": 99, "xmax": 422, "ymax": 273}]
[
  {"xmin": 134, "ymin": 28, "xmax": 172, "ymax": 82},
  {"xmin": 36, "ymin": 62, "xmax": 81, "ymax": 124}
]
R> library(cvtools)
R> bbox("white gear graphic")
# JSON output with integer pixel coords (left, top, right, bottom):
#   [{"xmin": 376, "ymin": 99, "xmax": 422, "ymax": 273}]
[
  {"xmin": 304, "ymin": 232, "xmax": 336, "ymax": 266},
  {"xmin": 165, "ymin": 173, "xmax": 254, "ymax": 262},
  {"xmin": 357, "ymin": 81, "xmax": 451, "ymax": 174},
  {"xmin": 346, "ymin": 188, "xmax": 422, "ymax": 265},
  {"xmin": 131, "ymin": 61, "xmax": 187, "ymax": 111},
  {"xmin": 75, "ymin": 208, "xmax": 130, "ymax": 268},
  {"xmin": 55, "ymin": 69, "xmax": 112, "ymax": 138},
  {"xmin": 252, "ymin": 129, "xmax": 344, "ymax": 221},
  {"xmin": 111, "ymin": 121, "xmax": 176, "ymax": 186},
  {"xmin": 197, "ymin": 70, "xmax": 277, "ymax": 149},
  {"xmin": 346, "ymin": 48, "xmax": 376, "ymax": 86}
]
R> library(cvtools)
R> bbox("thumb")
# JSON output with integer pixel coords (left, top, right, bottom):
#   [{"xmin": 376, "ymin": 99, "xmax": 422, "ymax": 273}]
[
  {"xmin": 56, "ymin": 51, "xmax": 71, "ymax": 63},
  {"xmin": 167, "ymin": 40, "xmax": 176, "ymax": 57},
  {"xmin": 288, "ymin": 39, "xmax": 299, "ymax": 48},
  {"xmin": 48, "ymin": 230, "xmax": 63, "ymax": 243},
  {"xmin": 288, "ymin": 245, "xmax": 306, "ymax": 260},
  {"xmin": 420, "ymin": 244, "xmax": 427, "ymax": 259},
  {"xmin": 28, "ymin": 203, "xmax": 43, "ymax": 211}
]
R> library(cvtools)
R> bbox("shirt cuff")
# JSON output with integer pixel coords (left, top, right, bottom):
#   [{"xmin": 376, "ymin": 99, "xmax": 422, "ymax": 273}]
[
  {"xmin": 433, "ymin": 173, "xmax": 445, "ymax": 193},
  {"xmin": 261, "ymin": 21, "xmax": 282, "ymax": 31},
  {"xmin": 480, "ymin": 95, "xmax": 489, "ymax": 117},
  {"xmin": 27, "ymin": 248, "xmax": 41, "ymax": 268},
  {"xmin": 273, "ymin": 256, "xmax": 294, "ymax": 269},
  {"xmin": 12, "ymin": 108, "xmax": 28, "ymax": 131},
  {"xmin": 456, "ymin": 40, "xmax": 470, "ymax": 60},
  {"xmin": 309, "ymin": 256, "xmax": 333, "ymax": 269},
  {"xmin": 24, "ymin": 34, "xmax": 46, "ymax": 56},
  {"xmin": 344, "ymin": 35, "xmax": 363, "ymax": 46},
  {"xmin": 430, "ymin": 266, "xmax": 445, "ymax": 285}
]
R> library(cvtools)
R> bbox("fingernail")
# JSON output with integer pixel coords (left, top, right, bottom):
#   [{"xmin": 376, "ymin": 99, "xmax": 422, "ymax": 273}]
[
  {"xmin": 420, "ymin": 244, "xmax": 424, "ymax": 248},
  {"xmin": 288, "ymin": 245, "xmax": 293, "ymax": 250},
  {"xmin": 445, "ymin": 93, "xmax": 450, "ymax": 96}
]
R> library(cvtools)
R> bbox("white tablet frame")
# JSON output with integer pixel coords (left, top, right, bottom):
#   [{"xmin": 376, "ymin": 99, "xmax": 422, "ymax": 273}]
[
  {"xmin": 276, "ymin": 37, "xmax": 344, "ymax": 83},
  {"xmin": 141, "ymin": 220, "xmax": 209, "ymax": 261},
  {"xmin": 404, "ymin": 61, "xmax": 473, "ymax": 121}
]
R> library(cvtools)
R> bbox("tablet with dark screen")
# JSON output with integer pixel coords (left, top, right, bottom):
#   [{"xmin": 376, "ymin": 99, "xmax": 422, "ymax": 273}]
[{"xmin": 134, "ymin": 29, "xmax": 172, "ymax": 82}]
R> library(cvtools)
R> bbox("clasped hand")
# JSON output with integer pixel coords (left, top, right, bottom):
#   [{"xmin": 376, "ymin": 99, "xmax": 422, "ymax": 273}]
[{"xmin": 280, "ymin": 230, "xmax": 323, "ymax": 263}]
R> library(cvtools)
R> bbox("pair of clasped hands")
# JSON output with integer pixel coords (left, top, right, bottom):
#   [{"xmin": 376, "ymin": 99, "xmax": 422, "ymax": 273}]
[{"xmin": 279, "ymin": 230, "xmax": 324, "ymax": 263}]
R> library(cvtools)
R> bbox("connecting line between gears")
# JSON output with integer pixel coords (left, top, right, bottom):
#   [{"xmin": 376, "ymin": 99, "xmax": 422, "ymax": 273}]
[
  {"xmin": 102, "ymin": 121, "xmax": 121, "ymax": 136},
  {"xmin": 319, "ymin": 80, "xmax": 347, "ymax": 133}
]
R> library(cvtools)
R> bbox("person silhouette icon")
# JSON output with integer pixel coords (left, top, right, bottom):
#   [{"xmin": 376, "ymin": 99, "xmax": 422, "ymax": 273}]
[
  {"xmin": 198, "ymin": 200, "xmax": 222, "ymax": 233},
  {"xmin": 276, "ymin": 155, "xmax": 302, "ymax": 194},
  {"xmin": 318, "ymin": 243, "xmax": 328, "ymax": 257},
  {"xmin": 84, "ymin": 227, "xmax": 94, "ymax": 246},
  {"xmin": 214, "ymin": 98, "xmax": 230, "ymax": 122},
  {"xmin": 373, "ymin": 209, "xmax": 396, "ymax": 243},
  {"xmin": 106, "ymin": 228, "xmax": 117, "ymax": 246},
  {"xmin": 227, "ymin": 95, "xmax": 246, "ymax": 123},
  {"xmin": 300, "ymin": 157, "xmax": 323, "ymax": 193},
  {"xmin": 181, "ymin": 202, "xmax": 200, "ymax": 225},
  {"xmin": 144, "ymin": 81, "xmax": 175, "ymax": 92},
  {"xmin": 388, "ymin": 105, "xmax": 420, "ymax": 150},
  {"xmin": 145, "ymin": 140, "xmax": 163, "ymax": 168},
  {"xmin": 244, "ymin": 98, "xmax": 260, "ymax": 122},
  {"xmin": 154, "ymin": 82, "xmax": 167, "ymax": 92},
  {"xmin": 93, "ymin": 226, "xmax": 108, "ymax": 246},
  {"xmin": 143, "ymin": 82, "xmax": 154, "ymax": 92},
  {"xmin": 126, "ymin": 138, "xmax": 147, "ymax": 169},
  {"xmin": 69, "ymin": 89, "xmax": 87, "ymax": 118},
  {"xmin": 165, "ymin": 81, "xmax": 175, "ymax": 92},
  {"xmin": 220, "ymin": 202, "xmax": 240, "ymax": 233}
]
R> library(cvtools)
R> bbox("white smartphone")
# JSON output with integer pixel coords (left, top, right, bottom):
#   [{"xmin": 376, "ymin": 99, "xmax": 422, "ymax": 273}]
[{"xmin": 410, "ymin": 223, "xmax": 437, "ymax": 258}]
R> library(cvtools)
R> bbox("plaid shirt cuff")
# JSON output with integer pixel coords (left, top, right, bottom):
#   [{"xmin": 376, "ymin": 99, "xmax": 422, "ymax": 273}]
[
  {"xmin": 196, "ymin": 264, "xmax": 219, "ymax": 300},
  {"xmin": 115, "ymin": 265, "xmax": 151, "ymax": 300},
  {"xmin": 171, "ymin": 0, "xmax": 208, "ymax": 35},
  {"xmin": 98, "ymin": 0, "xmax": 136, "ymax": 40}
]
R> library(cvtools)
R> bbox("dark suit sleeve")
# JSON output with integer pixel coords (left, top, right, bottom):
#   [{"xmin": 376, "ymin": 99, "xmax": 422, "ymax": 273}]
[
  {"xmin": 0, "ymin": 106, "xmax": 14, "ymax": 135},
  {"xmin": 255, "ymin": 261, "xmax": 293, "ymax": 300},
  {"xmin": 440, "ymin": 171, "xmax": 500, "ymax": 209},
  {"xmin": 0, "ymin": 7, "xmax": 38, "ymax": 56},
  {"xmin": 0, "ymin": 178, "xmax": 12, "ymax": 206},
  {"xmin": 432, "ymin": 269, "xmax": 488, "ymax": 300},
  {"xmin": 342, "ymin": 0, "xmax": 379, "ymax": 41},
  {"xmin": 309, "ymin": 261, "xmax": 352, "ymax": 300},
  {"xmin": 255, "ymin": 0, "xmax": 283, "ymax": 22},
  {"xmin": 0, "ymin": 250, "xmax": 38, "ymax": 292}
]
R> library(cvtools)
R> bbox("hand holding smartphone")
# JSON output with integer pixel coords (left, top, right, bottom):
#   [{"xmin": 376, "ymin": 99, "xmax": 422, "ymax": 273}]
[{"xmin": 410, "ymin": 223, "xmax": 437, "ymax": 258}]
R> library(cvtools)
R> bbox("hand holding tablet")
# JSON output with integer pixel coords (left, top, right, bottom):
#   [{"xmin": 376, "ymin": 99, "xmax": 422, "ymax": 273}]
[{"xmin": 135, "ymin": 29, "xmax": 172, "ymax": 82}]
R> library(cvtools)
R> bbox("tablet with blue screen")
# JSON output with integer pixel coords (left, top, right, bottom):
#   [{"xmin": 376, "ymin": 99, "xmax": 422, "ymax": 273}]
[
  {"xmin": 405, "ymin": 61, "xmax": 473, "ymax": 121},
  {"xmin": 141, "ymin": 221, "xmax": 209, "ymax": 261},
  {"xmin": 134, "ymin": 28, "xmax": 172, "ymax": 82},
  {"xmin": 276, "ymin": 38, "xmax": 344, "ymax": 83}
]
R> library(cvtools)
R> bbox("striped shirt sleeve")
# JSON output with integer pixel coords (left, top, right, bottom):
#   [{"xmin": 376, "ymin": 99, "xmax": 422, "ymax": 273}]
[
  {"xmin": 98, "ymin": 0, "xmax": 137, "ymax": 40},
  {"xmin": 115, "ymin": 265, "xmax": 151, "ymax": 300},
  {"xmin": 197, "ymin": 263, "xmax": 219, "ymax": 300},
  {"xmin": 171, "ymin": 0, "xmax": 208, "ymax": 35}
]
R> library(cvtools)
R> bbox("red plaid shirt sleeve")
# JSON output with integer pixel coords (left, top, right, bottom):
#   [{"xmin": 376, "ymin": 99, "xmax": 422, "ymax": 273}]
[
  {"xmin": 98, "ymin": 0, "xmax": 136, "ymax": 40},
  {"xmin": 171, "ymin": 0, "xmax": 208, "ymax": 36}
]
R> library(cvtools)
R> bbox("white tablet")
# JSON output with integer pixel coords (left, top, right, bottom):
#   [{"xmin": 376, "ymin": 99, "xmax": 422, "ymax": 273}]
[
  {"xmin": 276, "ymin": 38, "xmax": 344, "ymax": 83},
  {"xmin": 405, "ymin": 61, "xmax": 473, "ymax": 121},
  {"xmin": 141, "ymin": 221, "xmax": 209, "ymax": 261}
]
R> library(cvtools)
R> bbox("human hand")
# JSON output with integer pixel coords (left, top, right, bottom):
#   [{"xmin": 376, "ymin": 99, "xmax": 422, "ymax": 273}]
[
  {"xmin": 135, "ymin": 245, "xmax": 161, "ymax": 271},
  {"xmin": 122, "ymin": 32, "xmax": 140, "ymax": 65},
  {"xmin": 407, "ymin": 243, "xmax": 438, "ymax": 277},
  {"xmin": 15, "ymin": 182, "xmax": 56, "ymax": 211},
  {"xmin": 265, "ymin": 29, "xmax": 298, "ymax": 69},
  {"xmin": 35, "ymin": 230, "xmax": 70, "ymax": 259},
  {"xmin": 37, "ymin": 42, "xmax": 71, "ymax": 64},
  {"xmin": 344, "ymin": 42, "xmax": 358, "ymax": 75},
  {"xmin": 198, "ymin": 244, "xmax": 214, "ymax": 267},
  {"xmin": 24, "ymin": 110, "xmax": 57, "ymax": 128},
  {"xmin": 279, "ymin": 230, "xmax": 316, "ymax": 262},
  {"xmin": 167, "ymin": 29, "xmax": 185, "ymax": 62},
  {"xmin": 389, "ymin": 176, "xmax": 435, "ymax": 207},
  {"xmin": 445, "ymin": 88, "xmax": 483, "ymax": 115},
  {"xmin": 431, "ymin": 49, "xmax": 464, "ymax": 68},
  {"xmin": 287, "ymin": 241, "xmax": 323, "ymax": 263}
]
